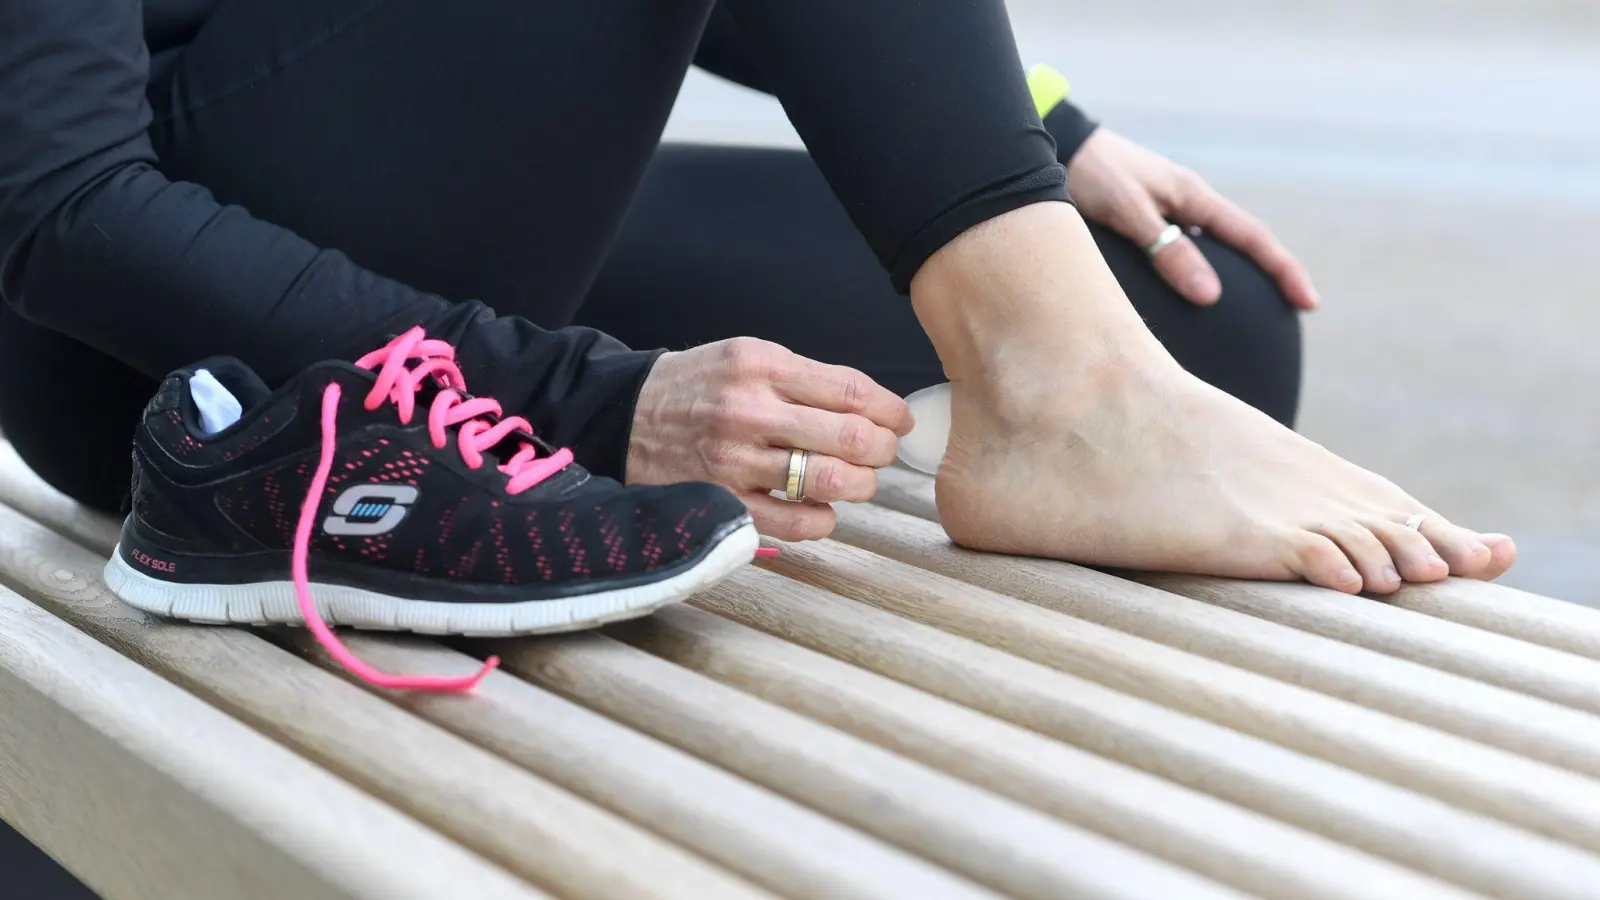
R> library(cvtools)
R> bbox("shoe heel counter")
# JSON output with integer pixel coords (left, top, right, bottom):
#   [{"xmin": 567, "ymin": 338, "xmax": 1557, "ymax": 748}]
[
  {"xmin": 126, "ymin": 443, "xmax": 202, "ymax": 550},
  {"xmin": 129, "ymin": 378, "xmax": 221, "ymax": 551}
]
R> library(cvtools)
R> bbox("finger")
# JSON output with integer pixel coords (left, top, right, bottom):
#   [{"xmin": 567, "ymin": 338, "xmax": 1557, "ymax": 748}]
[
  {"xmin": 1364, "ymin": 518, "xmax": 1451, "ymax": 584},
  {"xmin": 1168, "ymin": 178, "xmax": 1321, "ymax": 310},
  {"xmin": 771, "ymin": 357, "xmax": 915, "ymax": 436},
  {"xmin": 1314, "ymin": 520, "xmax": 1401, "ymax": 594},
  {"xmin": 1112, "ymin": 196, "xmax": 1221, "ymax": 306},
  {"xmin": 758, "ymin": 447, "xmax": 878, "ymax": 504},
  {"xmin": 764, "ymin": 405, "xmax": 898, "ymax": 468},
  {"xmin": 742, "ymin": 492, "xmax": 836, "ymax": 542}
]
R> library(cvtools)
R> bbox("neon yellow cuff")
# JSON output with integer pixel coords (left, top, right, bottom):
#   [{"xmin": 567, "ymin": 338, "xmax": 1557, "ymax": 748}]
[{"xmin": 1026, "ymin": 64, "xmax": 1072, "ymax": 119}]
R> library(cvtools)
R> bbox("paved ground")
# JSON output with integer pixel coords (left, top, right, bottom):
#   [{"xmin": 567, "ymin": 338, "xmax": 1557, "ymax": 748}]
[{"xmin": 664, "ymin": 2, "xmax": 1600, "ymax": 602}]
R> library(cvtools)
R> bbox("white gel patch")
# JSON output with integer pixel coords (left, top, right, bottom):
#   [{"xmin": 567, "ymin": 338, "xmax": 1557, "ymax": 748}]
[
  {"xmin": 191, "ymin": 369, "xmax": 243, "ymax": 434},
  {"xmin": 896, "ymin": 382, "xmax": 951, "ymax": 475}
]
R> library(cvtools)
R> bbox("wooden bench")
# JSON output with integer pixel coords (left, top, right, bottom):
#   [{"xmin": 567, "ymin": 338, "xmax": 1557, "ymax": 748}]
[{"xmin": 3, "ymin": 439, "xmax": 1599, "ymax": 900}]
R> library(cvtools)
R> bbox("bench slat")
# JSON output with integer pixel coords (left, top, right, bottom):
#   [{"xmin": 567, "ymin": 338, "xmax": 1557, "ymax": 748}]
[
  {"xmin": 766, "ymin": 539, "xmax": 1600, "ymax": 854},
  {"xmin": 1386, "ymin": 579, "xmax": 1600, "ymax": 661},
  {"xmin": 300, "ymin": 632, "xmax": 999, "ymax": 900},
  {"xmin": 1140, "ymin": 573, "xmax": 1600, "ymax": 717},
  {"xmin": 607, "ymin": 600, "xmax": 1473, "ymax": 900},
  {"xmin": 0, "ymin": 586, "xmax": 544, "ymax": 900},
  {"xmin": 487, "ymin": 631, "xmax": 1247, "ymax": 900},
  {"xmin": 834, "ymin": 502, "xmax": 1600, "ymax": 780},
  {"xmin": 0, "ymin": 503, "xmax": 767, "ymax": 900},
  {"xmin": 692, "ymin": 567, "xmax": 1600, "ymax": 900},
  {"xmin": 871, "ymin": 466, "xmax": 1600, "ymax": 717}
]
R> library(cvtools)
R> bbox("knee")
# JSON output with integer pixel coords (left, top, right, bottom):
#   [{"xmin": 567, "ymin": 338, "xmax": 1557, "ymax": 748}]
[{"xmin": 1191, "ymin": 233, "xmax": 1303, "ymax": 427}]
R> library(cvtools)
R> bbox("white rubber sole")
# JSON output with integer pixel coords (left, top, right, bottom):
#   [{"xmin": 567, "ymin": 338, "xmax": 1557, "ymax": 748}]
[{"xmin": 103, "ymin": 522, "xmax": 759, "ymax": 637}]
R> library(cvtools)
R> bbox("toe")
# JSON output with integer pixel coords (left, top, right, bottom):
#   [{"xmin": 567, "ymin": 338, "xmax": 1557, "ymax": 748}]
[
  {"xmin": 1476, "ymin": 533, "xmax": 1518, "ymax": 581},
  {"xmin": 1366, "ymin": 518, "xmax": 1451, "ymax": 583},
  {"xmin": 1290, "ymin": 531, "xmax": 1364, "ymax": 594},
  {"xmin": 1416, "ymin": 515, "xmax": 1496, "ymax": 578},
  {"xmin": 1316, "ymin": 521, "xmax": 1401, "ymax": 594}
]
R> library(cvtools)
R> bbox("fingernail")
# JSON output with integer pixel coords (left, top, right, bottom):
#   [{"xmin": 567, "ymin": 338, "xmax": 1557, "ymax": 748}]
[
  {"xmin": 1383, "ymin": 565, "xmax": 1400, "ymax": 583},
  {"xmin": 1187, "ymin": 271, "xmax": 1222, "ymax": 303}
]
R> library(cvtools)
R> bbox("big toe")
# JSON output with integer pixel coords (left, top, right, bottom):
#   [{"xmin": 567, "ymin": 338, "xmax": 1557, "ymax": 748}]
[{"xmin": 1476, "ymin": 533, "xmax": 1518, "ymax": 581}]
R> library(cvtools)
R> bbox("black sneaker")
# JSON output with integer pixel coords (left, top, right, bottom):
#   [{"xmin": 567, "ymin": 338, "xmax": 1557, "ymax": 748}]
[{"xmin": 104, "ymin": 327, "xmax": 758, "ymax": 690}]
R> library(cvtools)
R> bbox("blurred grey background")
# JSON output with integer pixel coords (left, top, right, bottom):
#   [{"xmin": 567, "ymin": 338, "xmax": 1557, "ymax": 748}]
[{"xmin": 663, "ymin": 0, "xmax": 1600, "ymax": 603}]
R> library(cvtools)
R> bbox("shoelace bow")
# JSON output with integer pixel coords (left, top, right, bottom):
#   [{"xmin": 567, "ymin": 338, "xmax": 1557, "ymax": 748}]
[{"xmin": 292, "ymin": 327, "xmax": 575, "ymax": 693}]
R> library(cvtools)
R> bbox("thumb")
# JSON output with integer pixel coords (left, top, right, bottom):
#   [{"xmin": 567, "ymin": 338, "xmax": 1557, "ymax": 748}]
[{"xmin": 1113, "ymin": 196, "xmax": 1221, "ymax": 306}]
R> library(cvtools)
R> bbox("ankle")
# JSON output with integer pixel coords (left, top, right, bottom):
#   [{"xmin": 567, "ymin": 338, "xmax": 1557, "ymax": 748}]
[{"xmin": 908, "ymin": 202, "xmax": 1163, "ymax": 386}]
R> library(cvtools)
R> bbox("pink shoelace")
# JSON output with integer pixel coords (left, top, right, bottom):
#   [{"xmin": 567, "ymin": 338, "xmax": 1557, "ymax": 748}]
[{"xmin": 292, "ymin": 327, "xmax": 575, "ymax": 693}]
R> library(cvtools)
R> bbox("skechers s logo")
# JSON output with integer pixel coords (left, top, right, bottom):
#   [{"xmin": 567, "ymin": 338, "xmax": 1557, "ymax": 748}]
[{"xmin": 323, "ymin": 485, "xmax": 419, "ymax": 536}]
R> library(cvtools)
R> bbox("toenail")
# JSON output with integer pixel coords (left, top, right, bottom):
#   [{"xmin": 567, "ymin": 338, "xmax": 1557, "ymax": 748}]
[
  {"xmin": 1469, "ymin": 541, "xmax": 1490, "ymax": 557},
  {"xmin": 1383, "ymin": 565, "xmax": 1400, "ymax": 583},
  {"xmin": 1427, "ymin": 551, "xmax": 1446, "ymax": 567},
  {"xmin": 1339, "ymin": 567, "xmax": 1361, "ymax": 586}
]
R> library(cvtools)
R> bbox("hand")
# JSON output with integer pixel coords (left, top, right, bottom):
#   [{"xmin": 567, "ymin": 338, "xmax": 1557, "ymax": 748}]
[
  {"xmin": 627, "ymin": 337, "xmax": 915, "ymax": 541},
  {"xmin": 1066, "ymin": 129, "xmax": 1319, "ymax": 310}
]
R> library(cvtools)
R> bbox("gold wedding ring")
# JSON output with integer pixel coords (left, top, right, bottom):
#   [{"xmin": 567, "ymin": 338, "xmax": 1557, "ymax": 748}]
[{"xmin": 785, "ymin": 448, "xmax": 810, "ymax": 502}]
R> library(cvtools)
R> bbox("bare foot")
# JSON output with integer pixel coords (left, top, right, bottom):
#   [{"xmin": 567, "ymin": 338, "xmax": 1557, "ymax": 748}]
[{"xmin": 910, "ymin": 203, "xmax": 1516, "ymax": 594}]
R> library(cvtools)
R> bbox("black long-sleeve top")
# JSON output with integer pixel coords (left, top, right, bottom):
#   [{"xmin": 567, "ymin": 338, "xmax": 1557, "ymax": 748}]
[{"xmin": 0, "ymin": 0, "xmax": 1068, "ymax": 479}]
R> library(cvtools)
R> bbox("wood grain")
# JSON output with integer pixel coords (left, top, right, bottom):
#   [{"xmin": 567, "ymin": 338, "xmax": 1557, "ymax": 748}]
[
  {"xmin": 0, "ymin": 586, "xmax": 544, "ymax": 900},
  {"xmin": 694, "ymin": 567, "xmax": 1600, "ymax": 900},
  {"xmin": 488, "ymin": 631, "xmax": 1248, "ymax": 900},
  {"xmin": 298, "ymin": 632, "xmax": 1001, "ymax": 900},
  {"xmin": 608, "ymin": 601, "xmax": 1474, "ymax": 900},
  {"xmin": 0, "ymin": 502, "xmax": 766, "ymax": 900},
  {"xmin": 765, "ymin": 539, "xmax": 1600, "ymax": 853},
  {"xmin": 833, "ymin": 502, "xmax": 1600, "ymax": 780}
]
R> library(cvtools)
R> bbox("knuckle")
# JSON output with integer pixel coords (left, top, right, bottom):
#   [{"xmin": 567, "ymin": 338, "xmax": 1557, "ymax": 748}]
[
  {"xmin": 754, "ymin": 509, "xmax": 796, "ymax": 541},
  {"xmin": 792, "ymin": 507, "xmax": 834, "ymax": 542},
  {"xmin": 708, "ymin": 389, "xmax": 763, "ymax": 434},
  {"xmin": 701, "ymin": 438, "xmax": 742, "ymax": 474},
  {"xmin": 778, "ymin": 509, "xmax": 813, "ymax": 541},
  {"xmin": 810, "ymin": 461, "xmax": 846, "ymax": 500},
  {"xmin": 1171, "ymin": 168, "xmax": 1209, "ymax": 204},
  {"xmin": 721, "ymin": 337, "xmax": 781, "ymax": 381},
  {"xmin": 835, "ymin": 416, "xmax": 873, "ymax": 460},
  {"xmin": 837, "ymin": 369, "xmax": 870, "ymax": 411}
]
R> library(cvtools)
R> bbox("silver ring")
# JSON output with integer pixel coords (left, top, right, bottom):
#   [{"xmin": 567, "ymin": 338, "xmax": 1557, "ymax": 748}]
[
  {"xmin": 1404, "ymin": 514, "xmax": 1428, "ymax": 532},
  {"xmin": 1144, "ymin": 223, "xmax": 1184, "ymax": 258},
  {"xmin": 785, "ymin": 448, "xmax": 810, "ymax": 502}
]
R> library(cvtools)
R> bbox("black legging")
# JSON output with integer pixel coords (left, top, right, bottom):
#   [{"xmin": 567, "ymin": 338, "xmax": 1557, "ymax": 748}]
[
  {"xmin": 0, "ymin": 0, "xmax": 1298, "ymax": 517},
  {"xmin": 579, "ymin": 144, "xmax": 1301, "ymax": 414}
]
